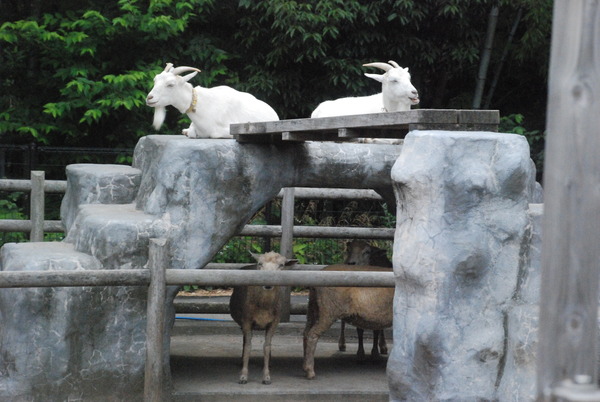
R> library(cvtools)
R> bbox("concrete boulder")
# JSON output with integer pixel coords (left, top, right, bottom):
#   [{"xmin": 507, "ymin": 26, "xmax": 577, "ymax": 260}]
[{"xmin": 388, "ymin": 131, "xmax": 535, "ymax": 401}]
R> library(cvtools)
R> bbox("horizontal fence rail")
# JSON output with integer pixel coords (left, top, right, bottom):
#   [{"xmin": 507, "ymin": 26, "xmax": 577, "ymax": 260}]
[
  {"xmin": 0, "ymin": 269, "xmax": 395, "ymax": 289},
  {"xmin": 0, "ymin": 238, "xmax": 397, "ymax": 401},
  {"xmin": 0, "ymin": 174, "xmax": 392, "ymax": 240},
  {"xmin": 240, "ymin": 225, "xmax": 394, "ymax": 239},
  {"xmin": 0, "ymin": 178, "xmax": 67, "ymax": 192},
  {"xmin": 0, "ymin": 219, "xmax": 64, "ymax": 232}
]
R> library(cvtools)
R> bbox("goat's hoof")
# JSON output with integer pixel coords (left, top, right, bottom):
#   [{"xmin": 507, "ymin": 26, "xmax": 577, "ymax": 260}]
[
  {"xmin": 306, "ymin": 371, "xmax": 316, "ymax": 380},
  {"xmin": 239, "ymin": 378, "xmax": 247, "ymax": 384},
  {"xmin": 338, "ymin": 345, "xmax": 346, "ymax": 352},
  {"xmin": 380, "ymin": 348, "xmax": 388, "ymax": 355},
  {"xmin": 262, "ymin": 379, "xmax": 271, "ymax": 385}
]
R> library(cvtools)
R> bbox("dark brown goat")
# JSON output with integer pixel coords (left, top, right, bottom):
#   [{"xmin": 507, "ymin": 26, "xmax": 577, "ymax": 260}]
[
  {"xmin": 341, "ymin": 240, "xmax": 393, "ymax": 360},
  {"xmin": 303, "ymin": 264, "xmax": 394, "ymax": 379}
]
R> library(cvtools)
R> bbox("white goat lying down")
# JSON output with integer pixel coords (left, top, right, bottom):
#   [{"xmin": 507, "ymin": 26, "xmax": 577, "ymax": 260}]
[
  {"xmin": 311, "ymin": 60, "xmax": 419, "ymax": 118},
  {"xmin": 146, "ymin": 63, "xmax": 279, "ymax": 139}
]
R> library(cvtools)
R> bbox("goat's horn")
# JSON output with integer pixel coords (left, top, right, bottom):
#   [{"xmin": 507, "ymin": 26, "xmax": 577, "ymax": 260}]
[
  {"xmin": 388, "ymin": 60, "xmax": 401, "ymax": 68},
  {"xmin": 171, "ymin": 66, "xmax": 202, "ymax": 75},
  {"xmin": 363, "ymin": 62, "xmax": 392, "ymax": 72},
  {"xmin": 163, "ymin": 63, "xmax": 174, "ymax": 72}
]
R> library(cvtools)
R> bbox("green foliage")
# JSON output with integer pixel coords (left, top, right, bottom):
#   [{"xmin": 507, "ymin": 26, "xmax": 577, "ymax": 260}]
[
  {"xmin": 0, "ymin": 0, "xmax": 222, "ymax": 148},
  {"xmin": 0, "ymin": 193, "xmax": 27, "ymax": 244},
  {"xmin": 2, "ymin": 0, "xmax": 552, "ymax": 148},
  {"xmin": 500, "ymin": 113, "xmax": 545, "ymax": 176}
]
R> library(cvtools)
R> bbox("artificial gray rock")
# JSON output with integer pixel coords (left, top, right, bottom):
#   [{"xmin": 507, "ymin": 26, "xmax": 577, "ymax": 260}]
[
  {"xmin": 0, "ymin": 136, "xmax": 403, "ymax": 400},
  {"xmin": 61, "ymin": 164, "xmax": 141, "ymax": 232},
  {"xmin": 65, "ymin": 203, "xmax": 167, "ymax": 270},
  {"xmin": 0, "ymin": 242, "xmax": 147, "ymax": 401},
  {"xmin": 496, "ymin": 203, "xmax": 543, "ymax": 400},
  {"xmin": 131, "ymin": 136, "xmax": 401, "ymax": 270},
  {"xmin": 388, "ymin": 131, "xmax": 535, "ymax": 401}
]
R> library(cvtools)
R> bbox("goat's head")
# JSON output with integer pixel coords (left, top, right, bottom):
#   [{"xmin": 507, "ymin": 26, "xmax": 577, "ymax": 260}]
[
  {"xmin": 146, "ymin": 63, "xmax": 201, "ymax": 130},
  {"xmin": 363, "ymin": 60, "xmax": 419, "ymax": 110},
  {"xmin": 251, "ymin": 251, "xmax": 297, "ymax": 290},
  {"xmin": 344, "ymin": 240, "xmax": 373, "ymax": 266}
]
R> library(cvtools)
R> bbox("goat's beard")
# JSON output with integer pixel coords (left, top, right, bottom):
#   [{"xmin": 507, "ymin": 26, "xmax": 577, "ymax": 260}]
[{"xmin": 152, "ymin": 106, "xmax": 166, "ymax": 130}]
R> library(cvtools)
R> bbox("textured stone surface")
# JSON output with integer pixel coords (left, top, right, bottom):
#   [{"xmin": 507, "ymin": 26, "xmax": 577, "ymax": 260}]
[
  {"xmin": 131, "ymin": 136, "xmax": 401, "ymax": 270},
  {"xmin": 61, "ymin": 164, "xmax": 141, "ymax": 232},
  {"xmin": 0, "ymin": 242, "xmax": 147, "ymax": 401},
  {"xmin": 387, "ymin": 131, "xmax": 535, "ymax": 401},
  {"xmin": 1, "ymin": 136, "xmax": 402, "ymax": 400},
  {"xmin": 496, "ymin": 203, "xmax": 542, "ymax": 401},
  {"xmin": 65, "ymin": 203, "xmax": 167, "ymax": 270}
]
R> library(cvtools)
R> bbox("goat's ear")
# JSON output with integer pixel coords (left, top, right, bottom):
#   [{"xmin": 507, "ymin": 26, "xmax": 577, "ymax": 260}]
[
  {"xmin": 250, "ymin": 252, "xmax": 261, "ymax": 262},
  {"xmin": 365, "ymin": 73, "xmax": 384, "ymax": 83},
  {"xmin": 181, "ymin": 71, "xmax": 199, "ymax": 82}
]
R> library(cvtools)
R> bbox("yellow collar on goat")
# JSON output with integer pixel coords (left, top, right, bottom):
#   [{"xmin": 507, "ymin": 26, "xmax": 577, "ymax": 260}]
[{"xmin": 185, "ymin": 87, "xmax": 197, "ymax": 114}]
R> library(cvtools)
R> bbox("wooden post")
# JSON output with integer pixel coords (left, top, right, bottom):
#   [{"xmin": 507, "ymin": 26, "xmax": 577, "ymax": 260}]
[
  {"xmin": 29, "ymin": 171, "xmax": 44, "ymax": 242},
  {"xmin": 144, "ymin": 238, "xmax": 168, "ymax": 402},
  {"xmin": 279, "ymin": 187, "xmax": 295, "ymax": 322},
  {"xmin": 537, "ymin": 1, "xmax": 600, "ymax": 400}
]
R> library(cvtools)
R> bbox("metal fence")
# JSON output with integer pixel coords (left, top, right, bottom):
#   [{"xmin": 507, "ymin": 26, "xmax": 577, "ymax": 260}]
[
  {"xmin": 0, "ymin": 171, "xmax": 395, "ymax": 254},
  {"xmin": 0, "ymin": 238, "xmax": 394, "ymax": 401}
]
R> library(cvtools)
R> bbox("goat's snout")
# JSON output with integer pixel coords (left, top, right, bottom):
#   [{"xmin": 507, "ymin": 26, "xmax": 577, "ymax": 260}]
[
  {"xmin": 146, "ymin": 93, "xmax": 158, "ymax": 106},
  {"xmin": 410, "ymin": 90, "xmax": 420, "ymax": 104}
]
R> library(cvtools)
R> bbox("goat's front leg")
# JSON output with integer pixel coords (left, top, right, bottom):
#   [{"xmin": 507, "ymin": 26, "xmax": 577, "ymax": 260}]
[
  {"xmin": 303, "ymin": 317, "xmax": 335, "ymax": 379},
  {"xmin": 239, "ymin": 326, "xmax": 252, "ymax": 384},
  {"xmin": 338, "ymin": 320, "xmax": 347, "ymax": 351},
  {"xmin": 378, "ymin": 330, "xmax": 388, "ymax": 355},
  {"xmin": 356, "ymin": 328, "xmax": 366, "ymax": 361},
  {"xmin": 182, "ymin": 122, "xmax": 198, "ymax": 138},
  {"xmin": 262, "ymin": 321, "xmax": 279, "ymax": 385},
  {"xmin": 370, "ymin": 330, "xmax": 381, "ymax": 360}
]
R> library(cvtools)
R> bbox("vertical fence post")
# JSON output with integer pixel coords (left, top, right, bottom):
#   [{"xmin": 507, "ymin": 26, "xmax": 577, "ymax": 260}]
[
  {"xmin": 537, "ymin": 1, "xmax": 600, "ymax": 400},
  {"xmin": 30, "ymin": 171, "xmax": 45, "ymax": 242},
  {"xmin": 279, "ymin": 187, "xmax": 295, "ymax": 322},
  {"xmin": 145, "ymin": 238, "xmax": 168, "ymax": 402}
]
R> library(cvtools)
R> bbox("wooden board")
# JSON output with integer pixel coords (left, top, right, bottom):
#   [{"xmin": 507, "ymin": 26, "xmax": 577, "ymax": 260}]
[
  {"xmin": 231, "ymin": 109, "xmax": 499, "ymax": 143},
  {"xmin": 536, "ymin": 1, "xmax": 600, "ymax": 399}
]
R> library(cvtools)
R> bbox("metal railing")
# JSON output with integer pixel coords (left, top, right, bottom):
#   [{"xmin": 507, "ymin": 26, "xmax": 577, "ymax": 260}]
[
  {"xmin": 0, "ymin": 238, "xmax": 394, "ymax": 401},
  {"xmin": 0, "ymin": 171, "xmax": 394, "ymax": 245}
]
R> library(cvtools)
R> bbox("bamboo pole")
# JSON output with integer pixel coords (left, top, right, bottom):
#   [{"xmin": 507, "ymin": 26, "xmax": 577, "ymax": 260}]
[{"xmin": 144, "ymin": 238, "xmax": 167, "ymax": 402}]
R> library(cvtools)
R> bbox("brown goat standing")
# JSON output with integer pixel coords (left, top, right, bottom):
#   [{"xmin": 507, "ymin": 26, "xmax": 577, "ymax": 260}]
[
  {"xmin": 341, "ymin": 240, "xmax": 393, "ymax": 360},
  {"xmin": 229, "ymin": 251, "xmax": 295, "ymax": 385},
  {"xmin": 303, "ymin": 264, "xmax": 394, "ymax": 379}
]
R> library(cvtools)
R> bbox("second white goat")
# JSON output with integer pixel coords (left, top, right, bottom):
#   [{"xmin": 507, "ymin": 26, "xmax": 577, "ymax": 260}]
[
  {"xmin": 311, "ymin": 60, "xmax": 419, "ymax": 118},
  {"xmin": 146, "ymin": 63, "xmax": 279, "ymax": 139}
]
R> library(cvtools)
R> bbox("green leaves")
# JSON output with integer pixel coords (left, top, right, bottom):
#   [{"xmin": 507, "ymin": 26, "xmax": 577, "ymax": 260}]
[
  {"xmin": 1, "ymin": 0, "xmax": 550, "ymax": 152},
  {"xmin": 0, "ymin": 0, "xmax": 213, "ymax": 146}
]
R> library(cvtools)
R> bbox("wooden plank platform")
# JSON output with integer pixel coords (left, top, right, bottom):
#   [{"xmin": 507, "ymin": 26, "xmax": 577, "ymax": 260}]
[{"xmin": 231, "ymin": 109, "xmax": 499, "ymax": 143}]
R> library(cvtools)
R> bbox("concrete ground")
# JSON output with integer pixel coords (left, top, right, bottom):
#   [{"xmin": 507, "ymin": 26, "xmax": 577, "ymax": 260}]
[{"xmin": 170, "ymin": 296, "xmax": 392, "ymax": 401}]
